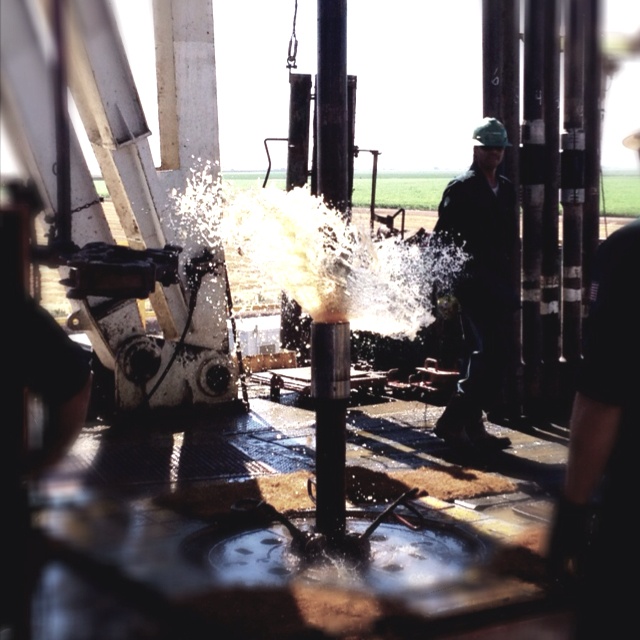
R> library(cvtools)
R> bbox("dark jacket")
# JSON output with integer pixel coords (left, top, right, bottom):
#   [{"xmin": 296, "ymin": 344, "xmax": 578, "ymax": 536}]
[
  {"xmin": 431, "ymin": 163, "xmax": 519, "ymax": 316},
  {"xmin": 578, "ymin": 218, "xmax": 640, "ymax": 503}
]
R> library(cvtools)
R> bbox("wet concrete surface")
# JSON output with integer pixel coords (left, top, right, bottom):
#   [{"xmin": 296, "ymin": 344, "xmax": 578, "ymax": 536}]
[{"xmin": 26, "ymin": 384, "xmax": 574, "ymax": 639}]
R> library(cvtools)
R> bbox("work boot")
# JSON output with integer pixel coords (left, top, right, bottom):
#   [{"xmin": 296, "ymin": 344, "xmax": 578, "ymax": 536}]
[
  {"xmin": 465, "ymin": 416, "xmax": 511, "ymax": 450},
  {"xmin": 434, "ymin": 393, "xmax": 476, "ymax": 448}
]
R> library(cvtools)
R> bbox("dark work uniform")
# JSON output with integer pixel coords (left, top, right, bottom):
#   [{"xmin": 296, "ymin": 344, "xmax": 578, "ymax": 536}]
[
  {"xmin": 2, "ymin": 297, "xmax": 91, "ymax": 632},
  {"xmin": 20, "ymin": 296, "xmax": 92, "ymax": 405},
  {"xmin": 431, "ymin": 162, "xmax": 519, "ymax": 417},
  {"xmin": 572, "ymin": 218, "xmax": 640, "ymax": 639}
]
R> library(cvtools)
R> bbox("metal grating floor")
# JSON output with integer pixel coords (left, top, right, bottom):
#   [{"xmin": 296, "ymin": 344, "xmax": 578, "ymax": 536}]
[{"xmin": 45, "ymin": 428, "xmax": 277, "ymax": 491}]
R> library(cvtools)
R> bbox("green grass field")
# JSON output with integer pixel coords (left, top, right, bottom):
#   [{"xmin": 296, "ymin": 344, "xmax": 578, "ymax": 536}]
[{"xmin": 95, "ymin": 170, "xmax": 639, "ymax": 217}]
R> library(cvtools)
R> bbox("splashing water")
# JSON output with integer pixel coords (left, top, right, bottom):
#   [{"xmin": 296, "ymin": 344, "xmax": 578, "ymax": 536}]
[{"xmin": 170, "ymin": 163, "xmax": 467, "ymax": 339}]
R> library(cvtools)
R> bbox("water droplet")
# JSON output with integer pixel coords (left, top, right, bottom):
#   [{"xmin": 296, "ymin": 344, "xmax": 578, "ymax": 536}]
[{"xmin": 168, "ymin": 166, "xmax": 468, "ymax": 339}]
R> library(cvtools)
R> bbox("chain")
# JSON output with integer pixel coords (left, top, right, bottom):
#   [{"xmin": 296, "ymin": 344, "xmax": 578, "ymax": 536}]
[
  {"xmin": 49, "ymin": 160, "xmax": 103, "ymax": 217},
  {"xmin": 71, "ymin": 197, "xmax": 102, "ymax": 214},
  {"xmin": 286, "ymin": 0, "xmax": 299, "ymax": 70},
  {"xmin": 46, "ymin": 197, "xmax": 103, "ymax": 231}
]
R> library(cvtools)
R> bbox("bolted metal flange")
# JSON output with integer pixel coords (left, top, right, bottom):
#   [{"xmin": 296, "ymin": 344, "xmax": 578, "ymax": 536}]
[
  {"xmin": 197, "ymin": 358, "xmax": 232, "ymax": 397},
  {"xmin": 118, "ymin": 335, "xmax": 162, "ymax": 384}
]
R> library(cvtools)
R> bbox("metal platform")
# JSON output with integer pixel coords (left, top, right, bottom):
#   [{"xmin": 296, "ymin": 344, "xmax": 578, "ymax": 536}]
[
  {"xmin": 250, "ymin": 366, "xmax": 388, "ymax": 396},
  {"xmin": 23, "ymin": 391, "xmax": 574, "ymax": 640}
]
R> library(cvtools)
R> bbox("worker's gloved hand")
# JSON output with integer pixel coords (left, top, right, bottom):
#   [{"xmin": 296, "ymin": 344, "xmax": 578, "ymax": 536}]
[
  {"xmin": 546, "ymin": 497, "xmax": 595, "ymax": 586},
  {"xmin": 436, "ymin": 294, "xmax": 460, "ymax": 320}
]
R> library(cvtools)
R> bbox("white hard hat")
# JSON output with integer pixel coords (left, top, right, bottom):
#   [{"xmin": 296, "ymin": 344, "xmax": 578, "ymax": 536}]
[{"xmin": 622, "ymin": 130, "xmax": 640, "ymax": 150}]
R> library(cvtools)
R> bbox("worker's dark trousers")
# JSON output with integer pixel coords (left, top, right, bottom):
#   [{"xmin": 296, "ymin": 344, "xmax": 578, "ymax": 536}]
[
  {"xmin": 573, "ymin": 495, "xmax": 631, "ymax": 639},
  {"xmin": 456, "ymin": 309, "xmax": 513, "ymax": 415}
]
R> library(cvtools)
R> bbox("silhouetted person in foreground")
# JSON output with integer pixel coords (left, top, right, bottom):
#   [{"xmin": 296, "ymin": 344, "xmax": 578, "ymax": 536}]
[
  {"xmin": 547, "ymin": 127, "xmax": 640, "ymax": 639},
  {"xmin": 21, "ymin": 296, "xmax": 93, "ymax": 476},
  {"xmin": 2, "ymin": 203, "xmax": 93, "ymax": 637}
]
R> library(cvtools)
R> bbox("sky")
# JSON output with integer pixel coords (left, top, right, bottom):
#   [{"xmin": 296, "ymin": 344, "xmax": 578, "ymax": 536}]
[{"xmin": 1, "ymin": 0, "xmax": 639, "ymax": 177}]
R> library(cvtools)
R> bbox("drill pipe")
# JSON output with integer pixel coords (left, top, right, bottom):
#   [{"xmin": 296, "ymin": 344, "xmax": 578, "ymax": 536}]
[{"xmin": 311, "ymin": 321, "xmax": 350, "ymax": 541}]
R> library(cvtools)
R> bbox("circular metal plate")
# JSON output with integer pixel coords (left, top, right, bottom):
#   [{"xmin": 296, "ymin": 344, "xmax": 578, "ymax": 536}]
[{"xmin": 185, "ymin": 513, "xmax": 488, "ymax": 596}]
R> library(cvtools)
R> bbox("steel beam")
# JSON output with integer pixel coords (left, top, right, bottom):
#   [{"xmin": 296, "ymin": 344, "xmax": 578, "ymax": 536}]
[
  {"xmin": 66, "ymin": 0, "xmax": 238, "ymax": 407},
  {"xmin": 0, "ymin": 0, "xmax": 144, "ymax": 369},
  {"xmin": 65, "ymin": 0, "xmax": 189, "ymax": 343},
  {"xmin": 2, "ymin": 0, "xmax": 239, "ymax": 409}
]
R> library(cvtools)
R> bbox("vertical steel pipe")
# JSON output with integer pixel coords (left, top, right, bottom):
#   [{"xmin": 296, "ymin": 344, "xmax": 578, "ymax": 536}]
[
  {"xmin": 482, "ymin": 0, "xmax": 522, "ymax": 413},
  {"xmin": 347, "ymin": 75, "xmax": 357, "ymax": 214},
  {"xmin": 583, "ymin": 0, "xmax": 603, "ymax": 287},
  {"xmin": 482, "ymin": 0, "xmax": 520, "ymax": 184},
  {"xmin": 521, "ymin": 0, "xmax": 546, "ymax": 412},
  {"xmin": 482, "ymin": 0, "xmax": 504, "ymax": 120},
  {"xmin": 541, "ymin": 0, "xmax": 562, "ymax": 413},
  {"xmin": 561, "ymin": 0, "xmax": 586, "ymax": 367},
  {"xmin": 316, "ymin": 0, "xmax": 348, "ymax": 215},
  {"xmin": 368, "ymin": 150, "xmax": 380, "ymax": 232},
  {"xmin": 311, "ymin": 321, "xmax": 350, "ymax": 541},
  {"xmin": 286, "ymin": 73, "xmax": 312, "ymax": 191},
  {"xmin": 281, "ymin": 74, "xmax": 313, "ymax": 362}
]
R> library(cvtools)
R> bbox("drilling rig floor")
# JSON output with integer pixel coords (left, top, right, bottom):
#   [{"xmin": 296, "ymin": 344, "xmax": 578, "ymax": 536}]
[{"xmin": 20, "ymin": 382, "xmax": 577, "ymax": 640}]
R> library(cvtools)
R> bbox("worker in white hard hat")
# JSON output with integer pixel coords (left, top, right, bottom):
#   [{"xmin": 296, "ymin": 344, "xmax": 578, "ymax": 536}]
[
  {"xmin": 429, "ymin": 117, "xmax": 518, "ymax": 451},
  {"xmin": 622, "ymin": 128, "xmax": 640, "ymax": 156},
  {"xmin": 547, "ymin": 130, "xmax": 640, "ymax": 638}
]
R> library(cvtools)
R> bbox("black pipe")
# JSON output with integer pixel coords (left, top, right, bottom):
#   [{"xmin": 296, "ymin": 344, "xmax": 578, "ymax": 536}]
[
  {"xmin": 311, "ymin": 321, "xmax": 350, "ymax": 541},
  {"xmin": 482, "ymin": 0, "xmax": 522, "ymax": 414},
  {"xmin": 503, "ymin": 0, "xmax": 521, "ymax": 418},
  {"xmin": 368, "ymin": 150, "xmax": 380, "ymax": 231},
  {"xmin": 541, "ymin": 0, "xmax": 562, "ymax": 413},
  {"xmin": 521, "ymin": 0, "xmax": 546, "ymax": 412},
  {"xmin": 52, "ymin": 0, "xmax": 72, "ymax": 249},
  {"xmin": 482, "ymin": 0, "xmax": 520, "ymax": 185},
  {"xmin": 347, "ymin": 75, "xmax": 357, "ymax": 214},
  {"xmin": 482, "ymin": 0, "xmax": 504, "ymax": 121},
  {"xmin": 311, "ymin": 4, "xmax": 350, "ymax": 540},
  {"xmin": 281, "ymin": 74, "xmax": 314, "ymax": 363},
  {"xmin": 286, "ymin": 73, "xmax": 312, "ymax": 191},
  {"xmin": 561, "ymin": 0, "xmax": 586, "ymax": 367},
  {"xmin": 316, "ymin": 0, "xmax": 348, "ymax": 215},
  {"xmin": 583, "ymin": 0, "xmax": 603, "ymax": 286}
]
